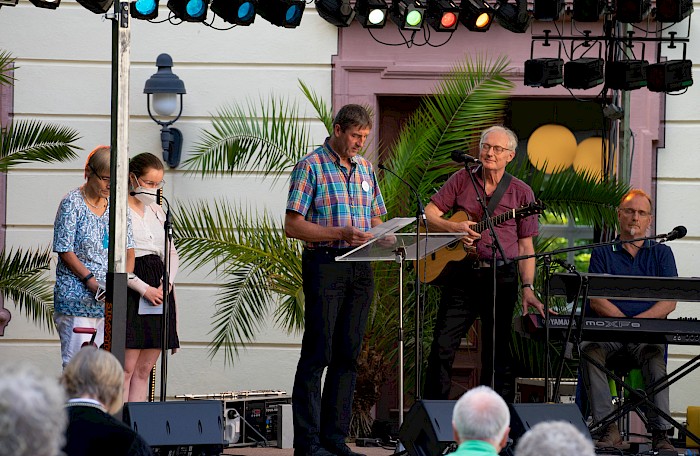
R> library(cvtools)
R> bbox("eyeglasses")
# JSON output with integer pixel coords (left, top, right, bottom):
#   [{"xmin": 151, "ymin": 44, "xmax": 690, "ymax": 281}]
[
  {"xmin": 480, "ymin": 143, "xmax": 512, "ymax": 154},
  {"xmin": 88, "ymin": 164, "xmax": 110, "ymax": 183},
  {"xmin": 137, "ymin": 176, "xmax": 165, "ymax": 189},
  {"xmin": 619, "ymin": 208, "xmax": 651, "ymax": 218}
]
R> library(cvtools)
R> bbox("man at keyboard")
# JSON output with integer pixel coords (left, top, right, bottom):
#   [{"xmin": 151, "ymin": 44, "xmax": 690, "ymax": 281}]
[{"xmin": 581, "ymin": 189, "xmax": 678, "ymax": 452}]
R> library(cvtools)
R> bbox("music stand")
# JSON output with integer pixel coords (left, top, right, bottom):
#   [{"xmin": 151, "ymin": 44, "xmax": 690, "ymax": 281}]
[{"xmin": 336, "ymin": 222, "xmax": 468, "ymax": 426}]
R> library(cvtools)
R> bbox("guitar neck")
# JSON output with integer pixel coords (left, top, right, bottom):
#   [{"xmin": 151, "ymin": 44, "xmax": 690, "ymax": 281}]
[{"xmin": 472, "ymin": 209, "xmax": 516, "ymax": 233}]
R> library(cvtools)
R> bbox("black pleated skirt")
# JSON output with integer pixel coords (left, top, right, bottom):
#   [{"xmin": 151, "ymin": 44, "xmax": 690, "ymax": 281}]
[{"xmin": 126, "ymin": 254, "xmax": 179, "ymax": 349}]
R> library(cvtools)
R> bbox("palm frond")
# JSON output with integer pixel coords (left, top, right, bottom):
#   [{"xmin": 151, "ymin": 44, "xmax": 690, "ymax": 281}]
[
  {"xmin": 183, "ymin": 95, "xmax": 313, "ymax": 178},
  {"xmin": 0, "ymin": 247, "xmax": 54, "ymax": 331},
  {"xmin": 173, "ymin": 199, "xmax": 303, "ymax": 364},
  {"xmin": 298, "ymin": 79, "xmax": 333, "ymax": 134},
  {"xmin": 0, "ymin": 120, "xmax": 82, "ymax": 171},
  {"xmin": 0, "ymin": 50, "xmax": 16, "ymax": 87}
]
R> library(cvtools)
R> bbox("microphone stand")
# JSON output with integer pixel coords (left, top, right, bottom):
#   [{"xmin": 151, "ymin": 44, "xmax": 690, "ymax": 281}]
[
  {"xmin": 511, "ymin": 230, "xmax": 678, "ymax": 402},
  {"xmin": 464, "ymin": 164, "xmax": 509, "ymax": 390}
]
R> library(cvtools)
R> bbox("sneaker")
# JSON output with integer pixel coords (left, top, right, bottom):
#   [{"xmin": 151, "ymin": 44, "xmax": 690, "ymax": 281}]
[
  {"xmin": 294, "ymin": 444, "xmax": 336, "ymax": 456},
  {"xmin": 652, "ymin": 430, "xmax": 677, "ymax": 453},
  {"xmin": 595, "ymin": 423, "xmax": 624, "ymax": 448},
  {"xmin": 323, "ymin": 442, "xmax": 366, "ymax": 456}
]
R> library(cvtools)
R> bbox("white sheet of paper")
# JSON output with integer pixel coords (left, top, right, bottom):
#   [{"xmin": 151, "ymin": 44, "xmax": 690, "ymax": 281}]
[{"xmin": 138, "ymin": 296, "xmax": 163, "ymax": 315}]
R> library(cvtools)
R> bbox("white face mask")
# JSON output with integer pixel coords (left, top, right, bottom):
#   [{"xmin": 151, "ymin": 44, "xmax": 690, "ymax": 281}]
[{"xmin": 132, "ymin": 185, "xmax": 157, "ymax": 205}]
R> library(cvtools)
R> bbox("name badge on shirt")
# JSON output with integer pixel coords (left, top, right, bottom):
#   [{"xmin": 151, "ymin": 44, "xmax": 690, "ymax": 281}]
[{"xmin": 362, "ymin": 180, "xmax": 370, "ymax": 192}]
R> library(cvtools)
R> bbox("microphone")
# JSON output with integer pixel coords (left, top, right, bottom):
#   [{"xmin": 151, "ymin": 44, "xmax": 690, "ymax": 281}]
[
  {"xmin": 130, "ymin": 190, "xmax": 169, "ymax": 208},
  {"xmin": 665, "ymin": 225, "xmax": 687, "ymax": 242},
  {"xmin": 378, "ymin": 163, "xmax": 426, "ymax": 220},
  {"xmin": 451, "ymin": 150, "xmax": 482, "ymax": 165}
]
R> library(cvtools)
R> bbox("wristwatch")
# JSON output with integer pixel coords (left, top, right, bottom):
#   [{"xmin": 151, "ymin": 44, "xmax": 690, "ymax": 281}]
[{"xmin": 521, "ymin": 283, "xmax": 535, "ymax": 291}]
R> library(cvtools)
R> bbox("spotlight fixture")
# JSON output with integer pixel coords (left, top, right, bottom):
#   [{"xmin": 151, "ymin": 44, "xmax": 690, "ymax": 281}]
[
  {"xmin": 459, "ymin": 0, "xmax": 493, "ymax": 31},
  {"xmin": 563, "ymin": 58, "xmax": 605, "ymax": 89},
  {"xmin": 0, "ymin": 0, "xmax": 19, "ymax": 6},
  {"xmin": 615, "ymin": 0, "xmax": 650, "ymax": 22},
  {"xmin": 605, "ymin": 60, "xmax": 648, "ymax": 90},
  {"xmin": 143, "ymin": 53, "xmax": 187, "ymax": 168},
  {"xmin": 494, "ymin": 0, "xmax": 531, "ymax": 32},
  {"xmin": 131, "ymin": 0, "xmax": 159, "ymax": 19},
  {"xmin": 647, "ymin": 60, "xmax": 693, "ymax": 92},
  {"xmin": 524, "ymin": 58, "xmax": 564, "ymax": 87},
  {"xmin": 77, "ymin": 0, "xmax": 113, "ymax": 13},
  {"xmin": 426, "ymin": 0, "xmax": 460, "ymax": 31},
  {"xmin": 355, "ymin": 0, "xmax": 388, "ymax": 27},
  {"xmin": 257, "ymin": 0, "xmax": 305, "ymax": 27},
  {"xmin": 28, "ymin": 0, "xmax": 60, "ymax": 9},
  {"xmin": 572, "ymin": 0, "xmax": 604, "ymax": 21},
  {"xmin": 533, "ymin": 0, "xmax": 564, "ymax": 20},
  {"xmin": 390, "ymin": 0, "xmax": 426, "ymax": 29},
  {"xmin": 167, "ymin": 0, "xmax": 209, "ymax": 20},
  {"xmin": 316, "ymin": 0, "xmax": 355, "ymax": 26},
  {"xmin": 655, "ymin": 0, "xmax": 693, "ymax": 22},
  {"xmin": 211, "ymin": 0, "xmax": 256, "ymax": 24}
]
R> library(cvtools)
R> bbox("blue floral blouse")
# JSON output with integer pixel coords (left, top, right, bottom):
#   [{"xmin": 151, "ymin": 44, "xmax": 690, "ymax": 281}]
[{"xmin": 53, "ymin": 188, "xmax": 135, "ymax": 318}]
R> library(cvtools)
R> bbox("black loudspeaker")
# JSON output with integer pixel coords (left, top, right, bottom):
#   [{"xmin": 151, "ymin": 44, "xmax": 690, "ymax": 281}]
[
  {"xmin": 399, "ymin": 400, "xmax": 456, "ymax": 456},
  {"xmin": 123, "ymin": 400, "xmax": 225, "ymax": 456},
  {"xmin": 508, "ymin": 403, "xmax": 591, "ymax": 444}
]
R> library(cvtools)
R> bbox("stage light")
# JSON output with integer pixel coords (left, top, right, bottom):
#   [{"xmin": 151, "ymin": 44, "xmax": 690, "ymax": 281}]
[
  {"xmin": 605, "ymin": 60, "xmax": 648, "ymax": 90},
  {"xmin": 316, "ymin": 0, "xmax": 355, "ymax": 26},
  {"xmin": 77, "ymin": 0, "xmax": 113, "ymax": 13},
  {"xmin": 572, "ymin": 0, "xmax": 604, "ymax": 21},
  {"xmin": 28, "ymin": 0, "xmax": 59, "ymax": 9},
  {"xmin": 355, "ymin": 0, "xmax": 388, "ymax": 26},
  {"xmin": 647, "ymin": 60, "xmax": 693, "ymax": 92},
  {"xmin": 131, "ymin": 0, "xmax": 159, "ymax": 19},
  {"xmin": 211, "ymin": 0, "xmax": 256, "ymax": 24},
  {"xmin": 390, "ymin": 0, "xmax": 426, "ymax": 29},
  {"xmin": 0, "ymin": 0, "xmax": 19, "ymax": 6},
  {"xmin": 257, "ymin": 0, "xmax": 305, "ymax": 27},
  {"xmin": 615, "ymin": 0, "xmax": 650, "ymax": 22},
  {"xmin": 426, "ymin": 0, "xmax": 460, "ymax": 31},
  {"xmin": 563, "ymin": 58, "xmax": 604, "ymax": 89},
  {"xmin": 460, "ymin": 0, "xmax": 493, "ymax": 31},
  {"xmin": 655, "ymin": 0, "xmax": 693, "ymax": 22},
  {"xmin": 167, "ymin": 0, "xmax": 208, "ymax": 20},
  {"xmin": 494, "ymin": 0, "xmax": 531, "ymax": 32},
  {"xmin": 533, "ymin": 0, "xmax": 564, "ymax": 20},
  {"xmin": 524, "ymin": 58, "xmax": 564, "ymax": 87}
]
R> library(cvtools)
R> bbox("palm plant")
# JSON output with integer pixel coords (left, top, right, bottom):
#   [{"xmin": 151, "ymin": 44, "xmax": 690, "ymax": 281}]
[
  {"xmin": 176, "ymin": 54, "xmax": 628, "ymax": 436},
  {"xmin": 0, "ymin": 50, "xmax": 82, "ymax": 330}
]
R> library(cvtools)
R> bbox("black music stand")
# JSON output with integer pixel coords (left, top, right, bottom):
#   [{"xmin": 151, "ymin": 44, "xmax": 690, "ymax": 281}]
[{"xmin": 550, "ymin": 273, "xmax": 700, "ymax": 446}]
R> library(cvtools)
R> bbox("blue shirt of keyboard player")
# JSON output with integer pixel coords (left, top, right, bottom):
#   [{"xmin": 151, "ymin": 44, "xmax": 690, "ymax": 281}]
[{"xmin": 587, "ymin": 238, "xmax": 678, "ymax": 317}]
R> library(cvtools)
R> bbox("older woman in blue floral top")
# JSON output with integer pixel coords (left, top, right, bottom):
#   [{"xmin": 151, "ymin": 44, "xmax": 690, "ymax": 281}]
[{"xmin": 53, "ymin": 146, "xmax": 135, "ymax": 368}]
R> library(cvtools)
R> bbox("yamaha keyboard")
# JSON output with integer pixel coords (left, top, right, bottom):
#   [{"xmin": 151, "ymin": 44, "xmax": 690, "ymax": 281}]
[{"xmin": 518, "ymin": 313, "xmax": 700, "ymax": 345}]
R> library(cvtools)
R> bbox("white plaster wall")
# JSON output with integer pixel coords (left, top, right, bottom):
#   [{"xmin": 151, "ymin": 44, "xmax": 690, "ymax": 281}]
[{"xmin": 0, "ymin": 0, "xmax": 337, "ymax": 397}]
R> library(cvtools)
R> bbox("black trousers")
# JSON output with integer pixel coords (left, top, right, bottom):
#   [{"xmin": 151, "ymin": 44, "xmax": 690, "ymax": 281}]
[
  {"xmin": 424, "ymin": 262, "xmax": 518, "ymax": 401},
  {"xmin": 292, "ymin": 248, "xmax": 374, "ymax": 450}
]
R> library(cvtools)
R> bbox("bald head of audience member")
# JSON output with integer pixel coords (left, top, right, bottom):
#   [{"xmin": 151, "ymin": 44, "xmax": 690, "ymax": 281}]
[
  {"xmin": 515, "ymin": 420, "xmax": 595, "ymax": 456},
  {"xmin": 452, "ymin": 386, "xmax": 511, "ymax": 452},
  {"xmin": 0, "ymin": 364, "xmax": 67, "ymax": 456}
]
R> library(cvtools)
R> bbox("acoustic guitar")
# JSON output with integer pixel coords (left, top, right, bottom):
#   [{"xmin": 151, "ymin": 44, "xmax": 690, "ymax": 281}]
[{"xmin": 415, "ymin": 201, "xmax": 545, "ymax": 283}]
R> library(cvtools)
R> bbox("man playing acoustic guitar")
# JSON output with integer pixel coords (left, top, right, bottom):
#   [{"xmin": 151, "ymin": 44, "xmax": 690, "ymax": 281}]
[{"xmin": 423, "ymin": 125, "xmax": 545, "ymax": 402}]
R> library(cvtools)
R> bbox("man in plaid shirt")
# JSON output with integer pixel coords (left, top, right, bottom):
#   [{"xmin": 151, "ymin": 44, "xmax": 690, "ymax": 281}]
[{"xmin": 285, "ymin": 104, "xmax": 386, "ymax": 456}]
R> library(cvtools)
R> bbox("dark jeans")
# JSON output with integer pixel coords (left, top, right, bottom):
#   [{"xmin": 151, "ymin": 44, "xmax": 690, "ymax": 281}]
[
  {"xmin": 292, "ymin": 248, "xmax": 374, "ymax": 450},
  {"xmin": 424, "ymin": 262, "xmax": 518, "ymax": 401}
]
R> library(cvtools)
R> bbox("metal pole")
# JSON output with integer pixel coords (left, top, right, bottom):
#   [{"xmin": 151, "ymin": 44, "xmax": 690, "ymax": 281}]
[{"xmin": 105, "ymin": 0, "xmax": 130, "ymax": 367}]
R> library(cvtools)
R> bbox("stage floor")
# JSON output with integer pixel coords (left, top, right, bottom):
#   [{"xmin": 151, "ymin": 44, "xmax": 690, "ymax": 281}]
[{"xmin": 223, "ymin": 443, "xmax": 394, "ymax": 456}]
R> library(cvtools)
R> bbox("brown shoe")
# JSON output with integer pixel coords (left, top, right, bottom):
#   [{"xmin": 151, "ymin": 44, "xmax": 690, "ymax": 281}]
[
  {"xmin": 652, "ymin": 430, "xmax": 676, "ymax": 452},
  {"xmin": 596, "ymin": 423, "xmax": 624, "ymax": 448}
]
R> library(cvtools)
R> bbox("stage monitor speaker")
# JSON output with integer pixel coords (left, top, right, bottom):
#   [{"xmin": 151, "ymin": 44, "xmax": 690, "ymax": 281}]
[
  {"xmin": 123, "ymin": 400, "xmax": 225, "ymax": 456},
  {"xmin": 508, "ymin": 402, "xmax": 591, "ymax": 444},
  {"xmin": 399, "ymin": 400, "xmax": 456, "ymax": 456}
]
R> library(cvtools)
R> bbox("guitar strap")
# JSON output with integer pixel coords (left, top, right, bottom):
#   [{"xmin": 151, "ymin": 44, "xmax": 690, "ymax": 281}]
[{"xmin": 485, "ymin": 172, "xmax": 513, "ymax": 216}]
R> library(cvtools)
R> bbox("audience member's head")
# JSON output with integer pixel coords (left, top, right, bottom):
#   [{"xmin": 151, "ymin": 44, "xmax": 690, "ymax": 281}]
[
  {"xmin": 452, "ymin": 385, "xmax": 510, "ymax": 451},
  {"xmin": 515, "ymin": 420, "xmax": 595, "ymax": 456},
  {"xmin": 0, "ymin": 364, "xmax": 67, "ymax": 456},
  {"xmin": 61, "ymin": 346, "xmax": 124, "ymax": 414}
]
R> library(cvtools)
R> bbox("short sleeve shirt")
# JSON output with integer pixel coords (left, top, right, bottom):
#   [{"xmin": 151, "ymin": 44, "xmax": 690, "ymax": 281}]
[
  {"xmin": 430, "ymin": 167, "xmax": 539, "ymax": 260},
  {"xmin": 53, "ymin": 188, "xmax": 135, "ymax": 317},
  {"xmin": 588, "ymin": 239, "xmax": 678, "ymax": 317},
  {"xmin": 286, "ymin": 139, "xmax": 387, "ymax": 248}
]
